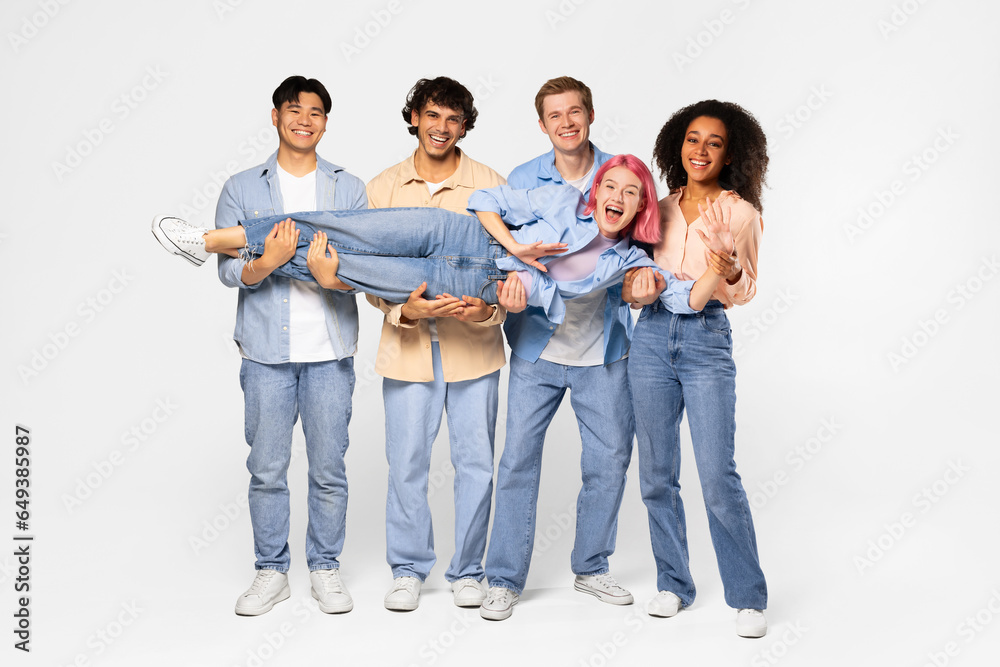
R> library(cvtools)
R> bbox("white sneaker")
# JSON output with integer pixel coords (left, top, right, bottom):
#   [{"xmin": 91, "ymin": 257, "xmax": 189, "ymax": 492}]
[
  {"xmin": 152, "ymin": 215, "xmax": 211, "ymax": 266},
  {"xmin": 480, "ymin": 586, "xmax": 518, "ymax": 621},
  {"xmin": 736, "ymin": 609, "xmax": 767, "ymax": 638},
  {"xmin": 647, "ymin": 591, "xmax": 682, "ymax": 617},
  {"xmin": 235, "ymin": 570, "xmax": 290, "ymax": 616},
  {"xmin": 384, "ymin": 576, "xmax": 421, "ymax": 611},
  {"xmin": 451, "ymin": 578, "xmax": 487, "ymax": 607},
  {"xmin": 574, "ymin": 573, "xmax": 634, "ymax": 605},
  {"xmin": 310, "ymin": 569, "xmax": 353, "ymax": 614}
]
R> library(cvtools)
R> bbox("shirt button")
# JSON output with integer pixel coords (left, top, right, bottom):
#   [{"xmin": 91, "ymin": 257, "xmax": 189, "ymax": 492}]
[
  {"xmin": 283, "ymin": 326, "xmax": 288, "ymax": 331},
  {"xmin": 283, "ymin": 299, "xmax": 288, "ymax": 303}
]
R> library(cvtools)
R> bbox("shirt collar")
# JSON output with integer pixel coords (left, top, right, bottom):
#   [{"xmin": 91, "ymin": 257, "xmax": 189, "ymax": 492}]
[
  {"xmin": 398, "ymin": 148, "xmax": 472, "ymax": 190},
  {"xmin": 258, "ymin": 150, "xmax": 344, "ymax": 179}
]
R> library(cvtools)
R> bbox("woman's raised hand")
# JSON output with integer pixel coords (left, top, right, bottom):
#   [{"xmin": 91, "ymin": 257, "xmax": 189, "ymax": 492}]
[{"xmin": 695, "ymin": 198, "xmax": 735, "ymax": 256}]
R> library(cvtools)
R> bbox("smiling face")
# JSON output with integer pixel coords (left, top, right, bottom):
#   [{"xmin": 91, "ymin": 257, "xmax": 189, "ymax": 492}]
[
  {"xmin": 411, "ymin": 102, "xmax": 466, "ymax": 161},
  {"xmin": 537, "ymin": 90, "xmax": 594, "ymax": 158},
  {"xmin": 593, "ymin": 165, "xmax": 646, "ymax": 239},
  {"xmin": 682, "ymin": 115, "xmax": 730, "ymax": 186},
  {"xmin": 271, "ymin": 92, "xmax": 327, "ymax": 156}
]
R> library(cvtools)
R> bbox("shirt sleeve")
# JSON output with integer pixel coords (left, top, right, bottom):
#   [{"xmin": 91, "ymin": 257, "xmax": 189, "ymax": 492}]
[
  {"xmin": 215, "ymin": 178, "xmax": 261, "ymax": 290},
  {"xmin": 467, "ymin": 184, "xmax": 581, "ymax": 237},
  {"xmin": 722, "ymin": 204, "xmax": 762, "ymax": 306}
]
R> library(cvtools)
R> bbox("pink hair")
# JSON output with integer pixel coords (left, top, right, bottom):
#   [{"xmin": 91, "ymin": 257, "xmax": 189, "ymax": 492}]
[{"xmin": 584, "ymin": 154, "xmax": 661, "ymax": 244}]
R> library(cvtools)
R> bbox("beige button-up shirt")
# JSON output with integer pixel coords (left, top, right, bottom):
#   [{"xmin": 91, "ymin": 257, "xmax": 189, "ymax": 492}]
[{"xmin": 365, "ymin": 149, "xmax": 507, "ymax": 382}]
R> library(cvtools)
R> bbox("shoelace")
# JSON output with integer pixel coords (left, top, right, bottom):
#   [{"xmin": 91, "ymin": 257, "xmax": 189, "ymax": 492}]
[
  {"xmin": 593, "ymin": 573, "xmax": 625, "ymax": 592},
  {"xmin": 391, "ymin": 577, "xmax": 418, "ymax": 594},
  {"xmin": 487, "ymin": 588, "xmax": 512, "ymax": 604},
  {"xmin": 315, "ymin": 571, "xmax": 344, "ymax": 593},
  {"xmin": 247, "ymin": 570, "xmax": 276, "ymax": 594}
]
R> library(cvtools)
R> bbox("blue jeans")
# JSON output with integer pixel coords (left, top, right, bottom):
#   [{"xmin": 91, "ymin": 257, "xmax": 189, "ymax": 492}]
[
  {"xmin": 241, "ymin": 208, "xmax": 508, "ymax": 303},
  {"xmin": 484, "ymin": 354, "xmax": 634, "ymax": 595},
  {"xmin": 240, "ymin": 358, "xmax": 354, "ymax": 572},
  {"xmin": 383, "ymin": 343, "xmax": 499, "ymax": 582},
  {"xmin": 628, "ymin": 301, "xmax": 767, "ymax": 610}
]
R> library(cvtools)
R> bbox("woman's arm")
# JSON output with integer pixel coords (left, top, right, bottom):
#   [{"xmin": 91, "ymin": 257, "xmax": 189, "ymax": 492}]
[{"xmin": 469, "ymin": 185, "xmax": 575, "ymax": 270}]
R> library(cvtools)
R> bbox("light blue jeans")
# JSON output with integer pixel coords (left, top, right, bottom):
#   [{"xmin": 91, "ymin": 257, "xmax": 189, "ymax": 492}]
[
  {"xmin": 484, "ymin": 354, "xmax": 633, "ymax": 595},
  {"xmin": 241, "ymin": 208, "xmax": 508, "ymax": 303},
  {"xmin": 240, "ymin": 358, "xmax": 354, "ymax": 572},
  {"xmin": 383, "ymin": 342, "xmax": 499, "ymax": 582},
  {"xmin": 628, "ymin": 301, "xmax": 767, "ymax": 610}
]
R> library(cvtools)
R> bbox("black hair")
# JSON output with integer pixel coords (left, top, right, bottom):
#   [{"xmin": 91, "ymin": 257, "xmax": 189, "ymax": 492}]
[
  {"xmin": 401, "ymin": 77, "xmax": 478, "ymax": 137},
  {"xmin": 272, "ymin": 75, "xmax": 332, "ymax": 115},
  {"xmin": 652, "ymin": 100, "xmax": 768, "ymax": 212}
]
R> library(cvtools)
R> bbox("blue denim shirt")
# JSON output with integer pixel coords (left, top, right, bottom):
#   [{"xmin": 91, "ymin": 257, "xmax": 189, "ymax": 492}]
[
  {"xmin": 507, "ymin": 143, "xmax": 614, "ymax": 200},
  {"xmin": 469, "ymin": 184, "xmax": 695, "ymax": 365},
  {"xmin": 215, "ymin": 151, "xmax": 368, "ymax": 364}
]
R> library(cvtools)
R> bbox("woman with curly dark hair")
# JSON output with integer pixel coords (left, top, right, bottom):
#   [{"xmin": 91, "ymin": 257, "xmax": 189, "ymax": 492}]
[{"xmin": 623, "ymin": 100, "xmax": 770, "ymax": 638}]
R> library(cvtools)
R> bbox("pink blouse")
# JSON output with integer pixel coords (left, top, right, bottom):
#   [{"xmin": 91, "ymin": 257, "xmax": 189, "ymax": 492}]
[{"xmin": 653, "ymin": 188, "xmax": 763, "ymax": 309}]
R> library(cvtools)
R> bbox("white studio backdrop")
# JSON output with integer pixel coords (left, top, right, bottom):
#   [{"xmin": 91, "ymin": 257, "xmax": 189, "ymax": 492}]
[{"xmin": 2, "ymin": 0, "xmax": 999, "ymax": 665}]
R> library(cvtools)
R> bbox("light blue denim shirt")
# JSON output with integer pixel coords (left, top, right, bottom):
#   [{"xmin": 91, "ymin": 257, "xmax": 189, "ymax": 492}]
[
  {"xmin": 468, "ymin": 184, "xmax": 695, "ymax": 365},
  {"xmin": 215, "ymin": 151, "xmax": 368, "ymax": 364},
  {"xmin": 506, "ymin": 143, "xmax": 614, "ymax": 200}
]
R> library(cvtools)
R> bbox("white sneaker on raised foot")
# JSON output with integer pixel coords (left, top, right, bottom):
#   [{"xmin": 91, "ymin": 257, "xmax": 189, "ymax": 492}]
[
  {"xmin": 235, "ymin": 570, "xmax": 290, "ymax": 616},
  {"xmin": 736, "ymin": 609, "xmax": 767, "ymax": 638},
  {"xmin": 151, "ymin": 215, "xmax": 211, "ymax": 266},
  {"xmin": 310, "ymin": 569, "xmax": 353, "ymax": 614},
  {"xmin": 574, "ymin": 573, "xmax": 634, "ymax": 605},
  {"xmin": 480, "ymin": 586, "xmax": 518, "ymax": 621},
  {"xmin": 451, "ymin": 578, "xmax": 486, "ymax": 608},
  {"xmin": 647, "ymin": 591, "xmax": 682, "ymax": 617},
  {"xmin": 384, "ymin": 576, "xmax": 421, "ymax": 611}
]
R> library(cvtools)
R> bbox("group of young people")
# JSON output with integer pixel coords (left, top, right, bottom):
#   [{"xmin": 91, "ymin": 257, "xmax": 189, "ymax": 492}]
[{"xmin": 152, "ymin": 74, "xmax": 770, "ymax": 638}]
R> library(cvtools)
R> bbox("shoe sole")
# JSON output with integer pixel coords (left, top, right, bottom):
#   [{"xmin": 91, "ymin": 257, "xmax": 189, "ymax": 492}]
[
  {"xmin": 151, "ymin": 215, "xmax": 205, "ymax": 267},
  {"xmin": 310, "ymin": 588, "xmax": 353, "ymax": 614},
  {"xmin": 235, "ymin": 585, "xmax": 290, "ymax": 616},
  {"xmin": 480, "ymin": 599, "xmax": 516, "ymax": 621},
  {"xmin": 574, "ymin": 581, "xmax": 634, "ymax": 605},
  {"xmin": 384, "ymin": 596, "xmax": 419, "ymax": 612},
  {"xmin": 737, "ymin": 625, "xmax": 767, "ymax": 639},
  {"xmin": 647, "ymin": 603, "xmax": 680, "ymax": 618},
  {"xmin": 454, "ymin": 595, "xmax": 486, "ymax": 608}
]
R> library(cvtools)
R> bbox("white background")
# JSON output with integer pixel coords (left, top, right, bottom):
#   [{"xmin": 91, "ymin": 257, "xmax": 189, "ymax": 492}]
[{"xmin": 3, "ymin": 0, "xmax": 999, "ymax": 665}]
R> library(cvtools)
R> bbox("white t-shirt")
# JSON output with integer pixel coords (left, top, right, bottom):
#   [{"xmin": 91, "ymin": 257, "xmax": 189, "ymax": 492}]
[
  {"xmin": 276, "ymin": 164, "xmax": 337, "ymax": 363},
  {"xmin": 538, "ymin": 167, "xmax": 610, "ymax": 367}
]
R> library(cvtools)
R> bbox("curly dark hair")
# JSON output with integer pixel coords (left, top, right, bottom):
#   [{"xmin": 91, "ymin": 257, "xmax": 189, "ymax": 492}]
[
  {"xmin": 652, "ymin": 100, "xmax": 768, "ymax": 212},
  {"xmin": 401, "ymin": 77, "xmax": 478, "ymax": 138}
]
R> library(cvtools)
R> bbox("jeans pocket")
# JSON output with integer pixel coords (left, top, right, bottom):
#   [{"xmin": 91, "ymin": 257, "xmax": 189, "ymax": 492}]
[{"xmin": 699, "ymin": 308, "xmax": 730, "ymax": 335}]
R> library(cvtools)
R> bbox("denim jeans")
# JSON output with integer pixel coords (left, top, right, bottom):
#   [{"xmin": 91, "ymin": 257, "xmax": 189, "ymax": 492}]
[
  {"xmin": 240, "ymin": 357, "xmax": 354, "ymax": 572},
  {"xmin": 241, "ymin": 208, "xmax": 508, "ymax": 303},
  {"xmin": 628, "ymin": 301, "xmax": 767, "ymax": 610},
  {"xmin": 383, "ymin": 342, "xmax": 499, "ymax": 582},
  {"xmin": 484, "ymin": 354, "xmax": 633, "ymax": 595}
]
